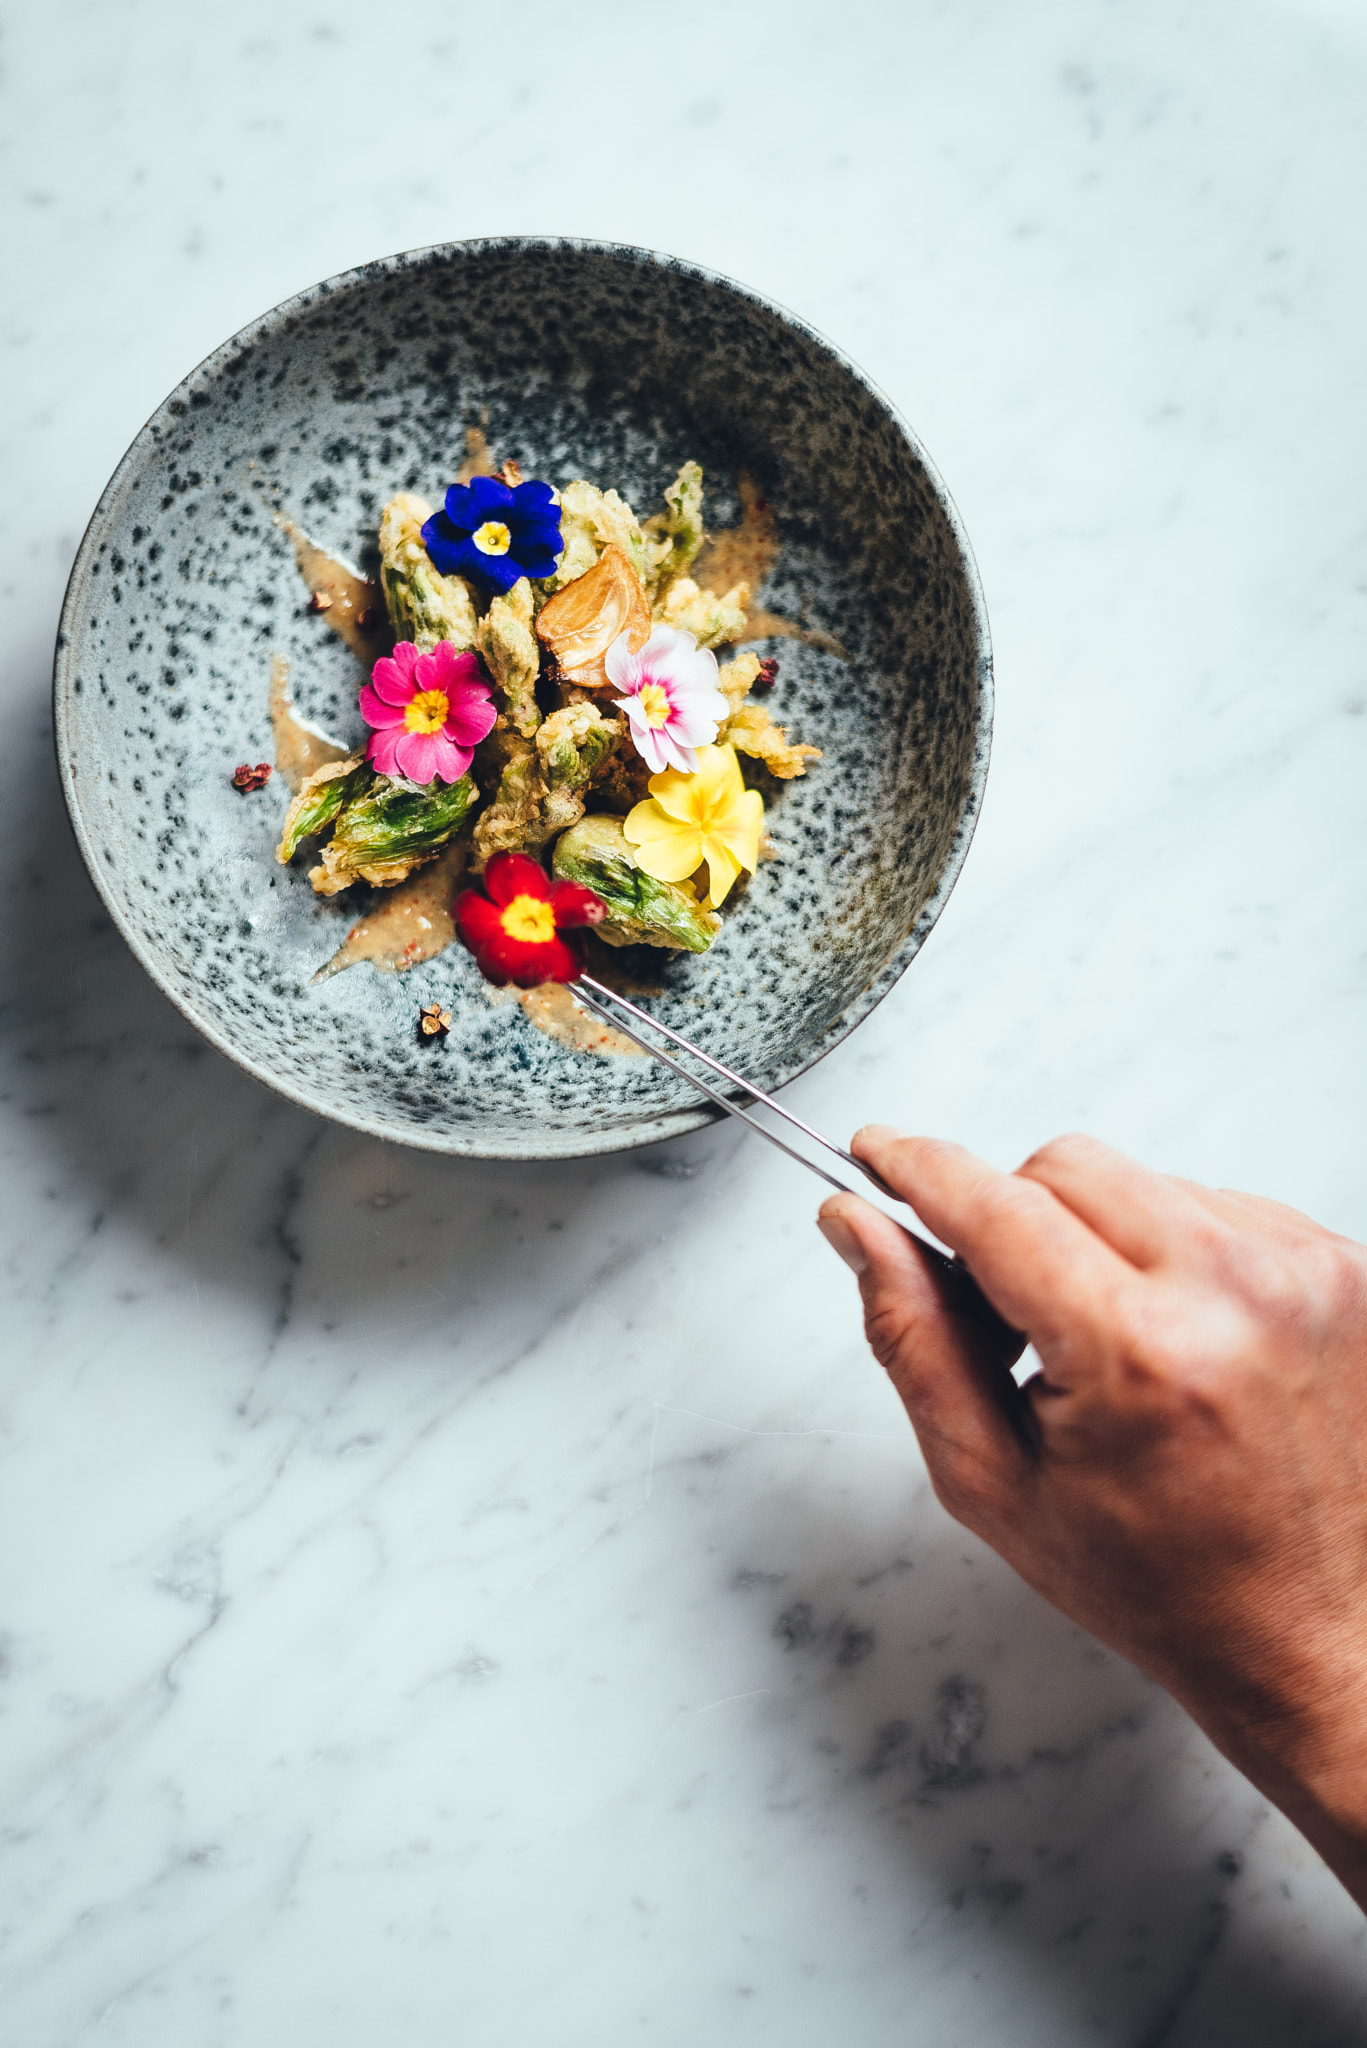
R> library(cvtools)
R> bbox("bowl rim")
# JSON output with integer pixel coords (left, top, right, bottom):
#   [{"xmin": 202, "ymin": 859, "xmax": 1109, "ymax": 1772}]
[{"xmin": 53, "ymin": 235, "xmax": 993, "ymax": 1160}]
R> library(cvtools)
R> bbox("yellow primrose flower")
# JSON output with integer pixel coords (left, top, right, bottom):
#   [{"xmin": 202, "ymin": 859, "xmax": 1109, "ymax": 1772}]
[{"xmin": 623, "ymin": 743, "xmax": 764, "ymax": 908}]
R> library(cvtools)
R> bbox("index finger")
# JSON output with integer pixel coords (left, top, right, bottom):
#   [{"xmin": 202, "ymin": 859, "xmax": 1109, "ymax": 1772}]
[{"xmin": 851, "ymin": 1127, "xmax": 1139, "ymax": 1355}]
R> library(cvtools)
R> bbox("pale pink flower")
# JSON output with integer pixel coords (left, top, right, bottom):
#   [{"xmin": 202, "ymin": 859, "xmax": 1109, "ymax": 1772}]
[
  {"xmin": 358, "ymin": 640, "xmax": 497, "ymax": 785},
  {"xmin": 606, "ymin": 625, "xmax": 729, "ymax": 776}
]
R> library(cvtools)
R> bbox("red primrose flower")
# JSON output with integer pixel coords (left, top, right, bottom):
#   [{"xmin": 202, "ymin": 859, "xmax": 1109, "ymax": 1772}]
[{"xmin": 454, "ymin": 852, "xmax": 605, "ymax": 988}]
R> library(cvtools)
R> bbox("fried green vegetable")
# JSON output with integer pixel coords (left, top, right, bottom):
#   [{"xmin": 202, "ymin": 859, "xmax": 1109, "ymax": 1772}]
[
  {"xmin": 471, "ymin": 743, "xmax": 548, "ymax": 868},
  {"xmin": 309, "ymin": 770, "xmax": 479, "ymax": 895},
  {"xmin": 379, "ymin": 494, "xmax": 478, "ymax": 652},
  {"xmin": 470, "ymin": 706, "xmax": 621, "ymax": 869},
  {"xmin": 536, "ymin": 701, "xmax": 618, "ymax": 789},
  {"xmin": 546, "ymin": 480, "xmax": 649, "ymax": 590},
  {"xmin": 656, "ymin": 574, "xmax": 749, "ymax": 650},
  {"xmin": 475, "ymin": 576, "xmax": 541, "ymax": 737},
  {"xmin": 275, "ymin": 753, "xmax": 368, "ymax": 864},
  {"xmin": 643, "ymin": 460, "xmax": 705, "ymax": 601},
  {"xmin": 552, "ymin": 814, "xmax": 719, "ymax": 953}
]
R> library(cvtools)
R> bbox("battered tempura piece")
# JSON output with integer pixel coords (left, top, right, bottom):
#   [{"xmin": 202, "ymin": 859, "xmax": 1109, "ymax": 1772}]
[
  {"xmin": 379, "ymin": 495, "xmax": 478, "ymax": 651},
  {"xmin": 308, "ymin": 771, "xmax": 480, "ymax": 895},
  {"xmin": 642, "ymin": 459, "xmax": 705, "ymax": 602},
  {"xmin": 549, "ymin": 480, "xmax": 650, "ymax": 590},
  {"xmin": 552, "ymin": 815, "xmax": 720, "ymax": 953},
  {"xmin": 721, "ymin": 701, "xmax": 822, "ymax": 779},
  {"xmin": 656, "ymin": 575, "xmax": 749, "ymax": 650},
  {"xmin": 475, "ymin": 577, "xmax": 541, "ymax": 737}
]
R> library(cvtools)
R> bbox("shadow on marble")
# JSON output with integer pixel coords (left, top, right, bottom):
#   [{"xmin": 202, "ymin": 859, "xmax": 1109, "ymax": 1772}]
[
  {"xmin": 2, "ymin": 716, "xmax": 724, "ymax": 1317},
  {"xmin": 713, "ymin": 1479, "xmax": 1367, "ymax": 2047}
]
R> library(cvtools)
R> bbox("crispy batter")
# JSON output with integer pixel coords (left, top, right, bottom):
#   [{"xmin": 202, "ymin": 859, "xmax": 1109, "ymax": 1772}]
[
  {"xmin": 550, "ymin": 480, "xmax": 649, "ymax": 589},
  {"xmin": 643, "ymin": 460, "xmax": 705, "ymax": 603},
  {"xmin": 476, "ymin": 576, "xmax": 541, "ymax": 737},
  {"xmin": 717, "ymin": 650, "xmax": 763, "ymax": 717},
  {"xmin": 657, "ymin": 575, "xmax": 749, "ymax": 649},
  {"xmin": 721, "ymin": 701, "xmax": 822, "ymax": 779},
  {"xmin": 379, "ymin": 494, "xmax": 478, "ymax": 651}
]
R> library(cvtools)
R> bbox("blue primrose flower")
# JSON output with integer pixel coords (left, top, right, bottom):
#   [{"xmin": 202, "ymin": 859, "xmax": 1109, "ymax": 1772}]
[{"xmin": 421, "ymin": 476, "xmax": 563, "ymax": 596}]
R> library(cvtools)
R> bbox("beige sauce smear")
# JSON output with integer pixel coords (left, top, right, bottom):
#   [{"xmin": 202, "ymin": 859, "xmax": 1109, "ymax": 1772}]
[
  {"xmin": 516, "ymin": 983, "xmax": 646, "ymax": 1057},
  {"xmin": 313, "ymin": 842, "xmax": 468, "ymax": 981},
  {"xmin": 454, "ymin": 425, "xmax": 500, "ymax": 485},
  {"xmin": 697, "ymin": 472, "xmax": 848, "ymax": 660},
  {"xmin": 269, "ymin": 654, "xmax": 351, "ymax": 793},
  {"xmin": 273, "ymin": 512, "xmax": 391, "ymax": 667}
]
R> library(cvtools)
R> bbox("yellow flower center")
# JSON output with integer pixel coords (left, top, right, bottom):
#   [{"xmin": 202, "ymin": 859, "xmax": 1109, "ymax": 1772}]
[
  {"xmin": 403, "ymin": 688, "xmax": 450, "ymax": 734},
  {"xmin": 473, "ymin": 520, "xmax": 512, "ymax": 557},
  {"xmin": 637, "ymin": 680, "xmax": 671, "ymax": 729},
  {"xmin": 500, "ymin": 893, "xmax": 556, "ymax": 944}
]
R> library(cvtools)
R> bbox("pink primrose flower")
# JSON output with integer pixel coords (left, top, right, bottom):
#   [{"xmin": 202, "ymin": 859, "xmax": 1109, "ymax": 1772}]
[
  {"xmin": 606, "ymin": 624, "xmax": 729, "ymax": 776},
  {"xmin": 358, "ymin": 640, "xmax": 497, "ymax": 785}
]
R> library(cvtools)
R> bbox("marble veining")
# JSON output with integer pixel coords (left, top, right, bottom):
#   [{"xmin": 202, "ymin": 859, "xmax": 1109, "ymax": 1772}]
[{"xmin": 3, "ymin": 1, "xmax": 1367, "ymax": 2043}]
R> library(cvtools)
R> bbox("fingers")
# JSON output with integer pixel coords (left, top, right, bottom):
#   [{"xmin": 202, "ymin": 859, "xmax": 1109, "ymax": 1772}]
[
  {"xmin": 1014, "ymin": 1133, "xmax": 1218, "ymax": 1270},
  {"xmin": 818, "ymin": 1193, "xmax": 1036, "ymax": 1530},
  {"xmin": 850, "ymin": 1127, "xmax": 1137, "ymax": 1350}
]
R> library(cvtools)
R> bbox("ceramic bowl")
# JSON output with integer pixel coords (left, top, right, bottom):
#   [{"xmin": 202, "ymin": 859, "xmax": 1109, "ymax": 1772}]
[{"xmin": 54, "ymin": 239, "xmax": 991, "ymax": 1159}]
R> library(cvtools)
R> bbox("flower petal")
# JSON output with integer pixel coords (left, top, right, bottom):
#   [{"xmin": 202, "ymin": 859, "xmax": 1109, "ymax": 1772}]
[
  {"xmin": 395, "ymin": 730, "xmax": 441, "ymax": 785},
  {"xmin": 442, "ymin": 484, "xmax": 480, "ymax": 530},
  {"xmin": 454, "ymin": 888, "xmax": 503, "ymax": 953},
  {"xmin": 466, "ymin": 475, "xmax": 516, "ymax": 519},
  {"xmin": 358, "ymin": 681, "xmax": 405, "ymax": 728},
  {"xmin": 418, "ymin": 641, "xmax": 481, "ymax": 692},
  {"xmin": 623, "ymin": 801, "xmax": 705, "ymax": 882},
  {"xmin": 367, "ymin": 651, "xmax": 418, "ymax": 708},
  {"xmin": 508, "ymin": 515, "xmax": 563, "ymax": 552},
  {"xmin": 427, "ymin": 733, "xmax": 473, "ymax": 784},
  {"xmin": 472, "ymin": 551, "xmax": 523, "ymax": 595},
  {"xmin": 604, "ymin": 631, "xmax": 636, "ymax": 692},
  {"xmin": 548, "ymin": 880, "xmax": 607, "ymax": 929},
  {"xmin": 366, "ymin": 727, "xmax": 406, "ymax": 777},
  {"xmin": 484, "ymin": 850, "xmax": 552, "ymax": 907},
  {"xmin": 510, "ymin": 479, "xmax": 557, "ymax": 517},
  {"xmin": 701, "ymin": 837, "xmax": 743, "ymax": 907},
  {"xmin": 656, "ymin": 729, "xmax": 700, "ymax": 776},
  {"xmin": 510, "ymin": 544, "xmax": 561, "ymax": 581},
  {"xmin": 444, "ymin": 689, "xmax": 498, "ymax": 750},
  {"xmin": 423, "ymin": 513, "xmax": 468, "ymax": 574},
  {"xmin": 479, "ymin": 929, "xmax": 581, "ymax": 988},
  {"xmin": 644, "ymin": 763, "xmax": 704, "ymax": 824}
]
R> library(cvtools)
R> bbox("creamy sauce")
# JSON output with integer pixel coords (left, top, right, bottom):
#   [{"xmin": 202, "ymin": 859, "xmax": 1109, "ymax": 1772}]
[
  {"xmin": 313, "ymin": 841, "xmax": 468, "ymax": 981},
  {"xmin": 269, "ymin": 654, "xmax": 352, "ymax": 793},
  {"xmin": 516, "ymin": 982, "xmax": 647, "ymax": 1057},
  {"xmin": 697, "ymin": 472, "xmax": 848, "ymax": 660},
  {"xmin": 273, "ymin": 512, "xmax": 391, "ymax": 667},
  {"xmin": 454, "ymin": 425, "xmax": 500, "ymax": 485}
]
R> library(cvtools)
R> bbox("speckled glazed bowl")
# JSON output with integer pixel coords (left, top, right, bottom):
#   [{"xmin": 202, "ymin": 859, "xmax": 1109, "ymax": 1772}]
[{"xmin": 54, "ymin": 239, "xmax": 991, "ymax": 1159}]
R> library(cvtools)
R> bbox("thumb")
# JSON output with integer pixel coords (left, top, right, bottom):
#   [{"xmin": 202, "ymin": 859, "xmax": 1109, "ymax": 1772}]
[{"xmin": 819, "ymin": 1193, "xmax": 1036, "ymax": 1530}]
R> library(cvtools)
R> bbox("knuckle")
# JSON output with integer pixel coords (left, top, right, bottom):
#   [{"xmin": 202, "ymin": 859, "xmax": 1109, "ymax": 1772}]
[
  {"xmin": 862, "ymin": 1296, "xmax": 920, "ymax": 1376},
  {"xmin": 1019, "ymin": 1131, "xmax": 1097, "ymax": 1178}
]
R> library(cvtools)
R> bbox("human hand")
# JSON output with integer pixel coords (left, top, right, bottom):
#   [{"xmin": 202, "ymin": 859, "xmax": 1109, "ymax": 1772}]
[{"xmin": 818, "ymin": 1130, "xmax": 1367, "ymax": 1907}]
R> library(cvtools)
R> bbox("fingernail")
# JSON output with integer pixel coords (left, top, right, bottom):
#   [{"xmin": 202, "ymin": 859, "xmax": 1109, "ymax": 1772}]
[{"xmin": 818, "ymin": 1214, "xmax": 868, "ymax": 1274}]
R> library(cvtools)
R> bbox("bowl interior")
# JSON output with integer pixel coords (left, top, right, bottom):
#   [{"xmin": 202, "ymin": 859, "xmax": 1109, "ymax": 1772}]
[{"xmin": 55, "ymin": 241, "xmax": 990, "ymax": 1158}]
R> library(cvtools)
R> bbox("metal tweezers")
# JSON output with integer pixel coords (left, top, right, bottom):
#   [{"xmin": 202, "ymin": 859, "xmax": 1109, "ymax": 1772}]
[{"xmin": 573, "ymin": 972, "xmax": 1018, "ymax": 1348}]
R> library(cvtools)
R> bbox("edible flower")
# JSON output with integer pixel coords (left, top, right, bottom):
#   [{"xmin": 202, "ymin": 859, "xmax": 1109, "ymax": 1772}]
[
  {"xmin": 454, "ymin": 851, "xmax": 606, "ymax": 987},
  {"xmin": 623, "ymin": 743, "xmax": 763, "ymax": 908},
  {"xmin": 422, "ymin": 476, "xmax": 562, "ymax": 595},
  {"xmin": 359, "ymin": 640, "xmax": 497, "ymax": 785},
  {"xmin": 606, "ymin": 624, "xmax": 729, "ymax": 775}
]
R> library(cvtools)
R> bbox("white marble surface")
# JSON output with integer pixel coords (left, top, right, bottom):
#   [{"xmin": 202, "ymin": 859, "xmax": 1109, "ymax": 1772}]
[{"xmin": 4, "ymin": 0, "xmax": 1367, "ymax": 2040}]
